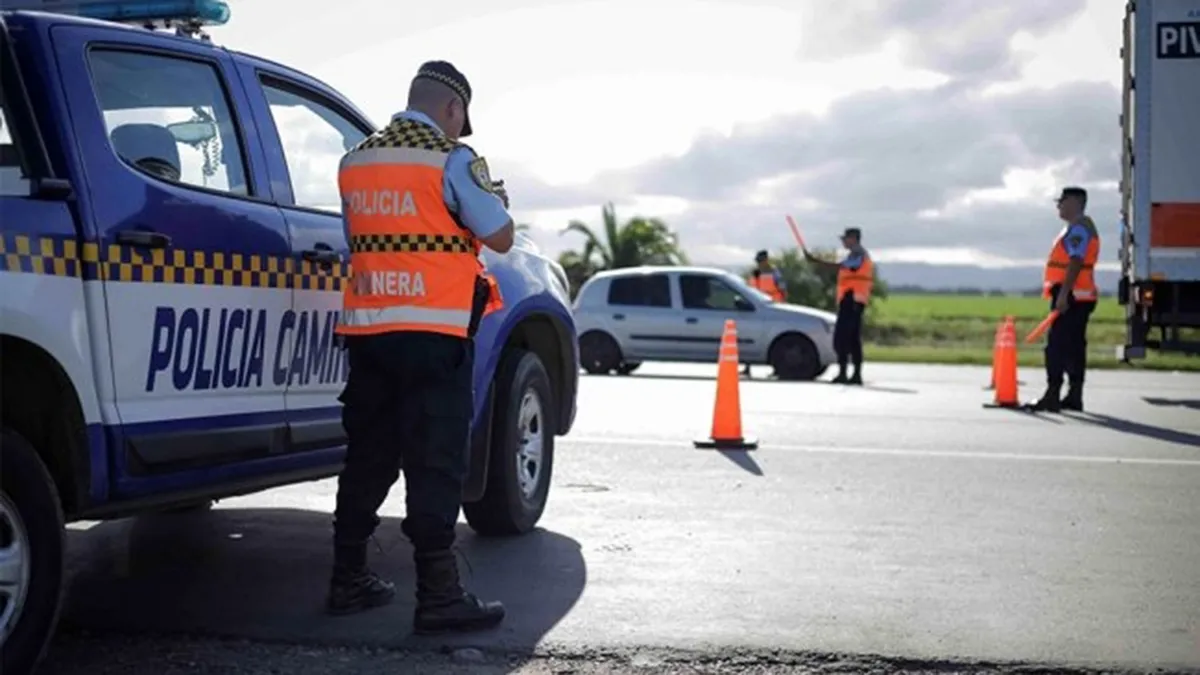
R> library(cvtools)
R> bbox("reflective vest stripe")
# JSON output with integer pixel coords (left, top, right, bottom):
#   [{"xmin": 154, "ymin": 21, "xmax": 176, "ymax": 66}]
[
  {"xmin": 340, "ymin": 145, "xmax": 450, "ymax": 170},
  {"xmin": 340, "ymin": 306, "xmax": 472, "ymax": 331}
]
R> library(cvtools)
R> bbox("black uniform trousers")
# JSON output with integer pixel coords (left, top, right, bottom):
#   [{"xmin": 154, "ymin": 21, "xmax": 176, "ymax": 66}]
[
  {"xmin": 833, "ymin": 292, "xmax": 866, "ymax": 369},
  {"xmin": 333, "ymin": 331, "xmax": 473, "ymax": 556},
  {"xmin": 1044, "ymin": 285, "xmax": 1096, "ymax": 392}
]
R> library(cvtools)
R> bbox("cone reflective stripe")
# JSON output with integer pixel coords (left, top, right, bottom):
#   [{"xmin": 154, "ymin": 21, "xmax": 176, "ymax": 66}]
[
  {"xmin": 984, "ymin": 317, "xmax": 1020, "ymax": 408},
  {"xmin": 694, "ymin": 319, "xmax": 758, "ymax": 450}
]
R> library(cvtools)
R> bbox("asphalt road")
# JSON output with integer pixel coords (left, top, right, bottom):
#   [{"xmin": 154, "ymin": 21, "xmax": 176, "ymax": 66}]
[{"xmin": 41, "ymin": 362, "xmax": 1200, "ymax": 674}]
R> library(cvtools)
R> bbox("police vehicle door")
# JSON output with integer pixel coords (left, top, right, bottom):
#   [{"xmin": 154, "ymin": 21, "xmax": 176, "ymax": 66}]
[
  {"xmin": 238, "ymin": 67, "xmax": 368, "ymax": 451},
  {"xmin": 54, "ymin": 26, "xmax": 296, "ymax": 476}
]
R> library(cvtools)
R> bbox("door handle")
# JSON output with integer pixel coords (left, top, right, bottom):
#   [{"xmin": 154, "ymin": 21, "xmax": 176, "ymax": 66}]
[
  {"xmin": 685, "ymin": 317, "xmax": 698, "ymax": 324},
  {"xmin": 116, "ymin": 229, "xmax": 171, "ymax": 248},
  {"xmin": 302, "ymin": 243, "xmax": 340, "ymax": 266},
  {"xmin": 612, "ymin": 313, "xmax": 625, "ymax": 321}
]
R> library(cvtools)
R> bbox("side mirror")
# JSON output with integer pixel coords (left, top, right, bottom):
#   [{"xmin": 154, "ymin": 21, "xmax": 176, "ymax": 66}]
[{"xmin": 166, "ymin": 119, "xmax": 218, "ymax": 144}]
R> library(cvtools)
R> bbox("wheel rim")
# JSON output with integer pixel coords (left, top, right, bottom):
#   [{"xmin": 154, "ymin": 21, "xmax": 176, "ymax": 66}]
[
  {"xmin": 516, "ymin": 388, "xmax": 545, "ymax": 500},
  {"xmin": 0, "ymin": 493, "xmax": 31, "ymax": 647},
  {"xmin": 775, "ymin": 339, "xmax": 813, "ymax": 374}
]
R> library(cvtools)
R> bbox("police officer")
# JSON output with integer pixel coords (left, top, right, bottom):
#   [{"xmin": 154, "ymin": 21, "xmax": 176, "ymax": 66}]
[
  {"xmin": 327, "ymin": 60, "xmax": 514, "ymax": 635},
  {"xmin": 1027, "ymin": 186, "xmax": 1100, "ymax": 412},
  {"xmin": 805, "ymin": 228, "xmax": 873, "ymax": 385},
  {"xmin": 744, "ymin": 250, "xmax": 787, "ymax": 376}
]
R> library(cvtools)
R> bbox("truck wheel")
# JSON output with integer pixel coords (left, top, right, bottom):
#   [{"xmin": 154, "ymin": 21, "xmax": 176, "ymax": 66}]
[
  {"xmin": 464, "ymin": 349, "xmax": 555, "ymax": 536},
  {"xmin": 579, "ymin": 331, "xmax": 621, "ymax": 375},
  {"xmin": 769, "ymin": 333, "xmax": 821, "ymax": 381},
  {"xmin": 0, "ymin": 428, "xmax": 65, "ymax": 675}
]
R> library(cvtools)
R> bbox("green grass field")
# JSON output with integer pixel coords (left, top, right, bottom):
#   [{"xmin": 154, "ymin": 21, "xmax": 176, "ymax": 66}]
[{"xmin": 863, "ymin": 293, "xmax": 1199, "ymax": 371}]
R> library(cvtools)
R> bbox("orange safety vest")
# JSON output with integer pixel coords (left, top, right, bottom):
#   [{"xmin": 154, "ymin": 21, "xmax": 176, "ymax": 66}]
[
  {"xmin": 748, "ymin": 269, "xmax": 785, "ymax": 302},
  {"xmin": 836, "ymin": 249, "xmax": 874, "ymax": 304},
  {"xmin": 336, "ymin": 117, "xmax": 503, "ymax": 338},
  {"xmin": 1043, "ymin": 218, "xmax": 1100, "ymax": 301}
]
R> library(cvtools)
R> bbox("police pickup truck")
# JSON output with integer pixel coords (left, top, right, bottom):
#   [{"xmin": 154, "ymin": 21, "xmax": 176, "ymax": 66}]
[{"xmin": 0, "ymin": 2, "xmax": 578, "ymax": 672}]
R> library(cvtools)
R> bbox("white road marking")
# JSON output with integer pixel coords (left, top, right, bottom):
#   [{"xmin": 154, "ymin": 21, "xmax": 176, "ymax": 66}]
[{"xmin": 559, "ymin": 435, "xmax": 1200, "ymax": 467}]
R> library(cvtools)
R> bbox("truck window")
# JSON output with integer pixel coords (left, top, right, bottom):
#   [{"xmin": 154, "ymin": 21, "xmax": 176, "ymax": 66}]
[
  {"xmin": 0, "ymin": 93, "xmax": 26, "ymax": 195},
  {"xmin": 608, "ymin": 275, "xmax": 672, "ymax": 308},
  {"xmin": 87, "ymin": 49, "xmax": 249, "ymax": 196},
  {"xmin": 260, "ymin": 79, "xmax": 367, "ymax": 213}
]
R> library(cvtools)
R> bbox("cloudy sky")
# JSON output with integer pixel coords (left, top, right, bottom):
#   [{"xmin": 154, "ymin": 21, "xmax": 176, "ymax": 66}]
[{"xmin": 210, "ymin": 0, "xmax": 1125, "ymax": 272}]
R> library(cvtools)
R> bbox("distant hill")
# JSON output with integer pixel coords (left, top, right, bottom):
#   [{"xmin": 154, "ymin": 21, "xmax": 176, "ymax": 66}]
[
  {"xmin": 872, "ymin": 262, "xmax": 1121, "ymax": 294},
  {"xmin": 711, "ymin": 261, "xmax": 1120, "ymax": 295}
]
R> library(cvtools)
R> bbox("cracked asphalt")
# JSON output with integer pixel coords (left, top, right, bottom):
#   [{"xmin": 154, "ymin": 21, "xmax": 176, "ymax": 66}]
[{"xmin": 39, "ymin": 363, "xmax": 1200, "ymax": 674}]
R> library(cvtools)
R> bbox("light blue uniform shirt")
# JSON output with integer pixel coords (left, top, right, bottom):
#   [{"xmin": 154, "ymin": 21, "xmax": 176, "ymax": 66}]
[
  {"xmin": 841, "ymin": 247, "xmax": 866, "ymax": 271},
  {"xmin": 770, "ymin": 269, "xmax": 786, "ymax": 291},
  {"xmin": 1061, "ymin": 222, "xmax": 1093, "ymax": 260},
  {"xmin": 342, "ymin": 110, "xmax": 511, "ymax": 241}
]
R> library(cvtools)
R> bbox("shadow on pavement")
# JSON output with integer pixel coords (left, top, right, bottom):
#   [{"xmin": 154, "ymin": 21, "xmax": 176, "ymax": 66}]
[
  {"xmin": 983, "ymin": 406, "xmax": 1064, "ymax": 425},
  {"xmin": 859, "ymin": 384, "xmax": 918, "ymax": 394},
  {"xmin": 716, "ymin": 449, "xmax": 763, "ymax": 476},
  {"xmin": 47, "ymin": 507, "xmax": 586, "ymax": 672},
  {"xmin": 1067, "ymin": 411, "xmax": 1200, "ymax": 448},
  {"xmin": 1143, "ymin": 397, "xmax": 1200, "ymax": 411}
]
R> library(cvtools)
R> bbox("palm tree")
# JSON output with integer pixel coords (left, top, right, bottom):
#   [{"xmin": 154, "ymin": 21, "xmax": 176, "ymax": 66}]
[{"xmin": 561, "ymin": 202, "xmax": 688, "ymax": 270}]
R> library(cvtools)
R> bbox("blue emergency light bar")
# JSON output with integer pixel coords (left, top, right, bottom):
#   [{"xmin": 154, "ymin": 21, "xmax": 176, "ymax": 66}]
[{"xmin": 0, "ymin": 0, "xmax": 231, "ymax": 25}]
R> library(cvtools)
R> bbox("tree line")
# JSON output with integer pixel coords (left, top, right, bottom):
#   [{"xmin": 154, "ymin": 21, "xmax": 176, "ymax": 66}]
[{"xmin": 529, "ymin": 202, "xmax": 890, "ymax": 313}]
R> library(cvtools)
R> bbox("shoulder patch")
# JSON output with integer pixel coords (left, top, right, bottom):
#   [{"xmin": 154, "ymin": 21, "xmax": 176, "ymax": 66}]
[{"xmin": 469, "ymin": 156, "xmax": 493, "ymax": 193}]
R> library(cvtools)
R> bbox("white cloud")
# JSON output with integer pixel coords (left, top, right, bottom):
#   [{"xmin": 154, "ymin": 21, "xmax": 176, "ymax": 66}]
[{"xmin": 207, "ymin": 0, "xmax": 1125, "ymax": 281}]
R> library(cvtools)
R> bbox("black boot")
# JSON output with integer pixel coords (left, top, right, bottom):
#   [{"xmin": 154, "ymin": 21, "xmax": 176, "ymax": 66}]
[
  {"xmin": 1025, "ymin": 388, "xmax": 1062, "ymax": 413},
  {"xmin": 831, "ymin": 365, "xmax": 849, "ymax": 384},
  {"xmin": 327, "ymin": 543, "xmax": 395, "ymax": 615},
  {"xmin": 1061, "ymin": 384, "xmax": 1084, "ymax": 411},
  {"xmin": 413, "ymin": 550, "xmax": 505, "ymax": 635},
  {"xmin": 847, "ymin": 366, "xmax": 863, "ymax": 386}
]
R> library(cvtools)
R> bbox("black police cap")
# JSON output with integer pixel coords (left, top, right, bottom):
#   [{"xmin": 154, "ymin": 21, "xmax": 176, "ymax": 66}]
[
  {"xmin": 755, "ymin": 249, "xmax": 769, "ymax": 261},
  {"xmin": 414, "ymin": 60, "xmax": 473, "ymax": 137},
  {"xmin": 1058, "ymin": 186, "xmax": 1088, "ymax": 203},
  {"xmin": 842, "ymin": 227, "xmax": 862, "ymax": 239}
]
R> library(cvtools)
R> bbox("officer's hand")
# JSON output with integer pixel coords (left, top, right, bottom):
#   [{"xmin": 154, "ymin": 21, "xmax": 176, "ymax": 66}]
[{"xmin": 492, "ymin": 180, "xmax": 510, "ymax": 208}]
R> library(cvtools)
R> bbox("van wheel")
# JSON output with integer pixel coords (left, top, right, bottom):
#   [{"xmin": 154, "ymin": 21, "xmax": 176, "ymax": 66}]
[
  {"xmin": 769, "ymin": 333, "xmax": 820, "ymax": 381},
  {"xmin": 464, "ymin": 349, "xmax": 555, "ymax": 536},
  {"xmin": 579, "ymin": 331, "xmax": 621, "ymax": 374},
  {"xmin": 0, "ymin": 428, "xmax": 65, "ymax": 675}
]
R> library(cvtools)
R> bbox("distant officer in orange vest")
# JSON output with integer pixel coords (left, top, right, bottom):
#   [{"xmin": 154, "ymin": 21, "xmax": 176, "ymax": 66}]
[
  {"xmin": 328, "ymin": 60, "xmax": 513, "ymax": 634},
  {"xmin": 805, "ymin": 228, "xmax": 873, "ymax": 385},
  {"xmin": 744, "ymin": 250, "xmax": 787, "ymax": 376},
  {"xmin": 747, "ymin": 249, "xmax": 787, "ymax": 302},
  {"xmin": 1027, "ymin": 186, "xmax": 1100, "ymax": 412}
]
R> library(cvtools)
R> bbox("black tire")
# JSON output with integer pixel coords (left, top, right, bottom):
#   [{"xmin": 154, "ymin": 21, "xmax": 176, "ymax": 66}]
[
  {"xmin": 463, "ymin": 349, "xmax": 555, "ymax": 536},
  {"xmin": 1, "ymin": 428, "xmax": 65, "ymax": 675},
  {"xmin": 579, "ymin": 331, "xmax": 621, "ymax": 375},
  {"xmin": 615, "ymin": 361, "xmax": 641, "ymax": 375},
  {"xmin": 769, "ymin": 333, "xmax": 821, "ymax": 381}
]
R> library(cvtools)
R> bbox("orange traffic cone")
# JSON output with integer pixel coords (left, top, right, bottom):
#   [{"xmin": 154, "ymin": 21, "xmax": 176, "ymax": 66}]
[
  {"xmin": 694, "ymin": 319, "xmax": 758, "ymax": 450},
  {"xmin": 983, "ymin": 317, "xmax": 1020, "ymax": 408},
  {"xmin": 986, "ymin": 317, "xmax": 1006, "ymax": 390}
]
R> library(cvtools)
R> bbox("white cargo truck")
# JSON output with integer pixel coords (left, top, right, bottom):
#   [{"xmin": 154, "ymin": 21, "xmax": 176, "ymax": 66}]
[{"xmin": 1118, "ymin": 0, "xmax": 1200, "ymax": 359}]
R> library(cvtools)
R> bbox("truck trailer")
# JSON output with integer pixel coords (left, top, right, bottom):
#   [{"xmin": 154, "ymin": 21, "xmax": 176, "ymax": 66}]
[{"xmin": 1118, "ymin": 0, "xmax": 1200, "ymax": 358}]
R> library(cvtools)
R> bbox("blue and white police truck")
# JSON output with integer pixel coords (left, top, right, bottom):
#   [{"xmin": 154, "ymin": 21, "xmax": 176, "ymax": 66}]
[{"xmin": 0, "ymin": 2, "xmax": 579, "ymax": 671}]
